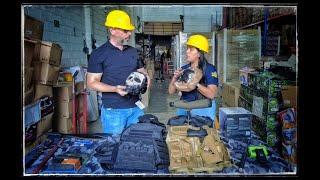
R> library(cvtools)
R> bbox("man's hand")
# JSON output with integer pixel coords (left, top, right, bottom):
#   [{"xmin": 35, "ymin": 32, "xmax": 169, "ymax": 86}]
[{"xmin": 116, "ymin": 85, "xmax": 128, "ymax": 96}]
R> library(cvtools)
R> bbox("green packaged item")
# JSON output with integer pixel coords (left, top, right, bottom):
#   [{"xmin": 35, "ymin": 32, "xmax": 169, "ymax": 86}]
[
  {"xmin": 267, "ymin": 132, "xmax": 279, "ymax": 147},
  {"xmin": 266, "ymin": 115, "xmax": 277, "ymax": 131},
  {"xmin": 268, "ymin": 98, "xmax": 279, "ymax": 112},
  {"xmin": 248, "ymin": 145, "xmax": 268, "ymax": 159}
]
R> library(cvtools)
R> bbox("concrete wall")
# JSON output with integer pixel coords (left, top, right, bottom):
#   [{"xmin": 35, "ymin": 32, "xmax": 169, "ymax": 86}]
[
  {"xmin": 24, "ymin": 5, "xmax": 88, "ymax": 67},
  {"xmin": 91, "ymin": 6, "xmax": 109, "ymax": 48}
]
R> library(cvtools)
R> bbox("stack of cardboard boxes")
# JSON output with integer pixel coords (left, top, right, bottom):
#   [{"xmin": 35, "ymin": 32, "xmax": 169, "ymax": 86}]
[
  {"xmin": 32, "ymin": 41, "xmax": 62, "ymax": 140},
  {"xmin": 53, "ymin": 83, "xmax": 73, "ymax": 134},
  {"xmin": 221, "ymin": 82, "xmax": 240, "ymax": 107},
  {"xmin": 24, "ymin": 15, "xmax": 63, "ymax": 152},
  {"xmin": 24, "ymin": 39, "xmax": 37, "ymax": 105},
  {"xmin": 238, "ymin": 70, "xmax": 295, "ymax": 148}
]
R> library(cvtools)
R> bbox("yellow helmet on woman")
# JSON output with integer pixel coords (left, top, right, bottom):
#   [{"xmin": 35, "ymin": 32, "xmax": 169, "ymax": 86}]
[
  {"xmin": 186, "ymin": 34, "xmax": 209, "ymax": 53},
  {"xmin": 105, "ymin": 10, "xmax": 135, "ymax": 30}
]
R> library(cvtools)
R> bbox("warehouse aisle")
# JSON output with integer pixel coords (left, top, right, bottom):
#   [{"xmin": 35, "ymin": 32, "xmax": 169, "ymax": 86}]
[
  {"xmin": 88, "ymin": 77, "xmax": 180, "ymax": 133},
  {"xmin": 144, "ymin": 78, "xmax": 179, "ymax": 125}
]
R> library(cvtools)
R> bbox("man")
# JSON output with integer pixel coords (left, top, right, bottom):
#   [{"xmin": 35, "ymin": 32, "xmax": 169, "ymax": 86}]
[{"xmin": 87, "ymin": 10, "xmax": 150, "ymax": 135}]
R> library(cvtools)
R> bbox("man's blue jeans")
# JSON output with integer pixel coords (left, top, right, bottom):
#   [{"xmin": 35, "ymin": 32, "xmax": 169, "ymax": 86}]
[
  {"xmin": 176, "ymin": 99, "xmax": 216, "ymax": 122},
  {"xmin": 100, "ymin": 106, "xmax": 144, "ymax": 135}
]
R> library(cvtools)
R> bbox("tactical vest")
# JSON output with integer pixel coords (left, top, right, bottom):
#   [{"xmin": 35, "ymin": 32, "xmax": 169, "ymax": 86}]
[
  {"xmin": 166, "ymin": 124, "xmax": 232, "ymax": 173},
  {"xmin": 95, "ymin": 116, "xmax": 170, "ymax": 174},
  {"xmin": 112, "ymin": 122, "xmax": 170, "ymax": 173}
]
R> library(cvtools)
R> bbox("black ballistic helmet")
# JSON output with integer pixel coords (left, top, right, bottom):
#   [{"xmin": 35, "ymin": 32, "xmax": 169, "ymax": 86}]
[{"xmin": 178, "ymin": 68, "xmax": 195, "ymax": 83}]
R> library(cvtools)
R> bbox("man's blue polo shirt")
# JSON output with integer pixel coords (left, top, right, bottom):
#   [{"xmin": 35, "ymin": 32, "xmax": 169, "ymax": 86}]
[
  {"xmin": 87, "ymin": 40, "xmax": 140, "ymax": 109},
  {"xmin": 180, "ymin": 63, "xmax": 219, "ymax": 102}
]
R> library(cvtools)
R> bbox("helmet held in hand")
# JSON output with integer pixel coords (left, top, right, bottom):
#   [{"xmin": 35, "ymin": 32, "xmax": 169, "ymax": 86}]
[
  {"xmin": 175, "ymin": 67, "xmax": 203, "ymax": 92},
  {"xmin": 125, "ymin": 71, "xmax": 147, "ymax": 95}
]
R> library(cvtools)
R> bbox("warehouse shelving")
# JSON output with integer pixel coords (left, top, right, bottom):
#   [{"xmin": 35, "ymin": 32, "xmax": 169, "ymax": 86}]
[
  {"xmin": 236, "ymin": 8, "xmax": 296, "ymax": 57},
  {"xmin": 238, "ymin": 11, "xmax": 296, "ymax": 30}
]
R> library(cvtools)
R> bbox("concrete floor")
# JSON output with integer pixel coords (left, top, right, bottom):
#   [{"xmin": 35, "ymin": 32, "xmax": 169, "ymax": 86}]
[{"xmin": 88, "ymin": 75, "xmax": 180, "ymax": 134}]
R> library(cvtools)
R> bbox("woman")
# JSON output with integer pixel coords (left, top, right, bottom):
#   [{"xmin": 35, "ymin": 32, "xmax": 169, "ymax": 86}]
[{"xmin": 168, "ymin": 34, "xmax": 219, "ymax": 122}]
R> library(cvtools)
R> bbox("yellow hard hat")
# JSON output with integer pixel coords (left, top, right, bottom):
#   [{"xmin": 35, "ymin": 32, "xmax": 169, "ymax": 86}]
[
  {"xmin": 186, "ymin": 34, "xmax": 209, "ymax": 53},
  {"xmin": 105, "ymin": 10, "xmax": 135, "ymax": 31}
]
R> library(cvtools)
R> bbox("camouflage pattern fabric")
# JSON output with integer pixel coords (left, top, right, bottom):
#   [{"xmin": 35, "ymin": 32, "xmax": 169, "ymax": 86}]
[{"xmin": 166, "ymin": 125, "xmax": 231, "ymax": 173}]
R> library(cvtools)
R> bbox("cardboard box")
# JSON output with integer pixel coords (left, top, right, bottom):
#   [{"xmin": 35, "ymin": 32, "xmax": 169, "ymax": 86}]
[
  {"xmin": 34, "ymin": 84, "xmax": 53, "ymax": 101},
  {"xmin": 24, "ymin": 15, "xmax": 44, "ymax": 40},
  {"xmin": 36, "ymin": 113, "xmax": 53, "ymax": 137},
  {"xmin": 55, "ymin": 101, "xmax": 73, "ymax": 118},
  {"xmin": 222, "ymin": 102, "xmax": 230, "ymax": 108},
  {"xmin": 219, "ymin": 107, "xmax": 252, "ymax": 140},
  {"xmin": 34, "ymin": 41, "xmax": 63, "ymax": 66},
  {"xmin": 24, "ymin": 39, "xmax": 37, "ymax": 67},
  {"xmin": 53, "ymin": 117, "xmax": 72, "ymax": 134},
  {"xmin": 238, "ymin": 96, "xmax": 253, "ymax": 112},
  {"xmin": 221, "ymin": 82, "xmax": 240, "ymax": 107},
  {"xmin": 239, "ymin": 67, "xmax": 257, "ymax": 86},
  {"xmin": 53, "ymin": 83, "xmax": 73, "ymax": 102},
  {"xmin": 281, "ymin": 85, "xmax": 298, "ymax": 109},
  {"xmin": 24, "ymin": 67, "xmax": 34, "ymax": 91},
  {"xmin": 33, "ymin": 62, "xmax": 60, "ymax": 85},
  {"xmin": 24, "ymin": 86, "xmax": 34, "ymax": 105}
]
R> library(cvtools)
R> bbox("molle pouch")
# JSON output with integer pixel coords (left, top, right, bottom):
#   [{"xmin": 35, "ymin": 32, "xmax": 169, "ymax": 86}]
[
  {"xmin": 188, "ymin": 155, "xmax": 204, "ymax": 171},
  {"xmin": 199, "ymin": 133, "xmax": 224, "ymax": 166},
  {"xmin": 167, "ymin": 115, "xmax": 188, "ymax": 126}
]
